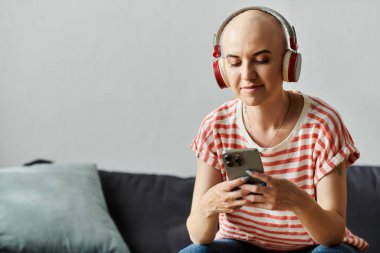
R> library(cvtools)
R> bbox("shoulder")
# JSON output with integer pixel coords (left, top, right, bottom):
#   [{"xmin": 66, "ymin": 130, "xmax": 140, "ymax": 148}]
[
  {"xmin": 305, "ymin": 94, "xmax": 346, "ymax": 135},
  {"xmin": 198, "ymin": 98, "xmax": 239, "ymax": 130},
  {"xmin": 304, "ymin": 95, "xmax": 359, "ymax": 180},
  {"xmin": 192, "ymin": 98, "xmax": 240, "ymax": 168}
]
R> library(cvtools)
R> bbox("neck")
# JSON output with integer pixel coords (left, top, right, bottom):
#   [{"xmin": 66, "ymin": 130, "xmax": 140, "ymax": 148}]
[{"xmin": 244, "ymin": 90, "xmax": 291, "ymax": 132}]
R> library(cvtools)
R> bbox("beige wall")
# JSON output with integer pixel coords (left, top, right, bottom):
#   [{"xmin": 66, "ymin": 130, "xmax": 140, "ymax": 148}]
[{"xmin": 0, "ymin": 0, "xmax": 379, "ymax": 175}]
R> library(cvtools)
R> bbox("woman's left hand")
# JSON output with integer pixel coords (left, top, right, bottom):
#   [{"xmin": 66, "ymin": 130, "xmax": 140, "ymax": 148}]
[{"xmin": 239, "ymin": 171, "xmax": 311, "ymax": 211}]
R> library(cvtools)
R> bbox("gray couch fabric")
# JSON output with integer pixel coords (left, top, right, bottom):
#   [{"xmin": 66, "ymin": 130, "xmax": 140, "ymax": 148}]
[{"xmin": 98, "ymin": 165, "xmax": 377, "ymax": 253}]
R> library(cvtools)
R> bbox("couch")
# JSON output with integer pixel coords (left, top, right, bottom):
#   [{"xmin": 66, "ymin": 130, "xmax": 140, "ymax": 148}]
[
  {"xmin": 2, "ymin": 162, "xmax": 376, "ymax": 252},
  {"xmin": 98, "ymin": 165, "xmax": 379, "ymax": 253}
]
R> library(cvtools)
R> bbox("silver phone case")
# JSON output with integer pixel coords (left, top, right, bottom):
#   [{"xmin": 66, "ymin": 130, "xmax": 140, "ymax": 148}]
[{"xmin": 222, "ymin": 148, "xmax": 266, "ymax": 185}]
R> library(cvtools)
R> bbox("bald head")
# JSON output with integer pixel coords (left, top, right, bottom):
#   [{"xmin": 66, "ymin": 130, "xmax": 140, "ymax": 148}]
[{"xmin": 221, "ymin": 10, "xmax": 288, "ymax": 56}]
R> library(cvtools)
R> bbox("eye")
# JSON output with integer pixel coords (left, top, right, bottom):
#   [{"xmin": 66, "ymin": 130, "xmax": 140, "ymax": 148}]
[
  {"xmin": 254, "ymin": 59, "xmax": 269, "ymax": 64},
  {"xmin": 228, "ymin": 61, "xmax": 241, "ymax": 67}
]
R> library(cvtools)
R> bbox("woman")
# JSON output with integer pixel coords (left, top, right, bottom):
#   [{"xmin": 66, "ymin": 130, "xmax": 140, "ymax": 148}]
[{"xmin": 180, "ymin": 7, "xmax": 368, "ymax": 253}]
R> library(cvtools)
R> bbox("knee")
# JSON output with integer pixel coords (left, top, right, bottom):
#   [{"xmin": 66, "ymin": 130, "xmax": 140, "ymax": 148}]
[
  {"xmin": 179, "ymin": 243, "xmax": 216, "ymax": 253},
  {"xmin": 311, "ymin": 244, "xmax": 359, "ymax": 253}
]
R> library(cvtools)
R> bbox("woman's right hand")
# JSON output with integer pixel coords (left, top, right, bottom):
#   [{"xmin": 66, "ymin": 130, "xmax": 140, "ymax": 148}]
[
  {"xmin": 186, "ymin": 159, "xmax": 250, "ymax": 244},
  {"xmin": 199, "ymin": 177, "xmax": 251, "ymax": 217}
]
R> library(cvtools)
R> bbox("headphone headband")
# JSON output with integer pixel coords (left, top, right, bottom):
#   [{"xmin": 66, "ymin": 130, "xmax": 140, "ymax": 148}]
[{"xmin": 213, "ymin": 6, "xmax": 298, "ymax": 58}]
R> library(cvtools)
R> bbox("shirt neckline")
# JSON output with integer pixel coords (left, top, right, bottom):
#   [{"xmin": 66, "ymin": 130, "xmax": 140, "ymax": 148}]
[{"xmin": 236, "ymin": 90, "xmax": 311, "ymax": 153}]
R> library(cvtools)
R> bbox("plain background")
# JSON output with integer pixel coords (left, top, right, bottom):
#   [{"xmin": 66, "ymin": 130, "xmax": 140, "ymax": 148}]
[{"xmin": 1, "ymin": 0, "xmax": 379, "ymax": 176}]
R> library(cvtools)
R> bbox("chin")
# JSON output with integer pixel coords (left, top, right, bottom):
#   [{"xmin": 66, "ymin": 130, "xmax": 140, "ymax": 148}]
[{"xmin": 238, "ymin": 95, "xmax": 262, "ymax": 107}]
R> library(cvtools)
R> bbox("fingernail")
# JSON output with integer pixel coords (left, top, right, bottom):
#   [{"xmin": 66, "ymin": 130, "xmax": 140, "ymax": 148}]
[
  {"xmin": 246, "ymin": 169, "xmax": 254, "ymax": 175},
  {"xmin": 243, "ymin": 176, "xmax": 250, "ymax": 182}
]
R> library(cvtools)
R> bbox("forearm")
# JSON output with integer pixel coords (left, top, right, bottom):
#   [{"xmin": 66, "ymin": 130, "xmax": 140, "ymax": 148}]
[
  {"xmin": 186, "ymin": 159, "xmax": 247, "ymax": 244},
  {"xmin": 293, "ymin": 196, "xmax": 345, "ymax": 246},
  {"xmin": 186, "ymin": 208, "xmax": 219, "ymax": 244}
]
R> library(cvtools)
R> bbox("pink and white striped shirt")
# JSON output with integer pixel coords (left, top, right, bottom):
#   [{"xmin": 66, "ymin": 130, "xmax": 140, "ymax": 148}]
[{"xmin": 191, "ymin": 91, "xmax": 368, "ymax": 251}]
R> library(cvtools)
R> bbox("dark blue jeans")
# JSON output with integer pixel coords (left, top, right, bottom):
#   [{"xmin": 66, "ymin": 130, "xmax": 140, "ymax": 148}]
[{"xmin": 179, "ymin": 239, "xmax": 360, "ymax": 253}]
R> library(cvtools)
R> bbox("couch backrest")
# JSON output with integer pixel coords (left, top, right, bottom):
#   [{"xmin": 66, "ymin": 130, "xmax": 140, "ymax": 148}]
[
  {"xmin": 98, "ymin": 171, "xmax": 194, "ymax": 253},
  {"xmin": 346, "ymin": 165, "xmax": 380, "ymax": 252},
  {"xmin": 99, "ymin": 165, "xmax": 379, "ymax": 253}
]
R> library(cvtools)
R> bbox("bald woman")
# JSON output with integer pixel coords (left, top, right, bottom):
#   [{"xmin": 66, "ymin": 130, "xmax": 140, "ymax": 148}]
[{"xmin": 180, "ymin": 7, "xmax": 367, "ymax": 253}]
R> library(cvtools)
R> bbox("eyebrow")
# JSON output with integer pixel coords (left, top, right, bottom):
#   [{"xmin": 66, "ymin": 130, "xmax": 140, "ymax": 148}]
[{"xmin": 225, "ymin": 49, "xmax": 272, "ymax": 58}]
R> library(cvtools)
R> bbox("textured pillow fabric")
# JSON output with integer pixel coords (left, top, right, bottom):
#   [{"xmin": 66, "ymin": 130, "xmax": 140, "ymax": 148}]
[{"xmin": 0, "ymin": 163, "xmax": 130, "ymax": 253}]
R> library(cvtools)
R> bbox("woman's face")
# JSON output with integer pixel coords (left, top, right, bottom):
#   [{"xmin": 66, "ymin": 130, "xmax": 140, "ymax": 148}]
[{"xmin": 221, "ymin": 10, "xmax": 287, "ymax": 106}]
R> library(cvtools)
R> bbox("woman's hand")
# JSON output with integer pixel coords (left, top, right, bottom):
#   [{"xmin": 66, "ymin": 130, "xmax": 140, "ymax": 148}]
[
  {"xmin": 200, "ymin": 176, "xmax": 251, "ymax": 216},
  {"xmin": 239, "ymin": 171, "xmax": 310, "ymax": 211}
]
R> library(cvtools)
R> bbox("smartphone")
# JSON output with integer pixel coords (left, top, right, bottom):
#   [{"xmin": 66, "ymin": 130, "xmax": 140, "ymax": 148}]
[{"xmin": 222, "ymin": 148, "xmax": 266, "ymax": 186}]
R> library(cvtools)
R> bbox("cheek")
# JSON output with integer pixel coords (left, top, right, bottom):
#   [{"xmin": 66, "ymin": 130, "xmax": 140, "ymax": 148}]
[
  {"xmin": 260, "ymin": 62, "xmax": 283, "ymax": 82},
  {"xmin": 229, "ymin": 75, "xmax": 241, "ymax": 95},
  {"xmin": 223, "ymin": 65, "xmax": 239, "ymax": 83},
  {"xmin": 273, "ymin": 58, "xmax": 284, "ymax": 77},
  {"xmin": 228, "ymin": 81, "xmax": 240, "ymax": 96}
]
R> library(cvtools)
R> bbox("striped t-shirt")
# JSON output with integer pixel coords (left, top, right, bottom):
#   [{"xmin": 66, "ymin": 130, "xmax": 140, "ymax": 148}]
[{"xmin": 191, "ymin": 91, "xmax": 368, "ymax": 251}]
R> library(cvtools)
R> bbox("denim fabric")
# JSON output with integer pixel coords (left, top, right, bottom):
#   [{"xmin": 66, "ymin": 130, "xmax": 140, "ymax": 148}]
[
  {"xmin": 179, "ymin": 239, "xmax": 360, "ymax": 253},
  {"xmin": 179, "ymin": 239, "xmax": 266, "ymax": 253},
  {"xmin": 304, "ymin": 244, "xmax": 360, "ymax": 253}
]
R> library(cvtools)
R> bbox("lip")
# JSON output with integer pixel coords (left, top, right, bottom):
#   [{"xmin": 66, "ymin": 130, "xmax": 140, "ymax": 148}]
[{"xmin": 240, "ymin": 84, "xmax": 264, "ymax": 93}]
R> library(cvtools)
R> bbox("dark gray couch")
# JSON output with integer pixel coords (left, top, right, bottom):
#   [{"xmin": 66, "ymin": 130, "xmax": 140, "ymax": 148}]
[{"xmin": 98, "ymin": 165, "xmax": 378, "ymax": 253}]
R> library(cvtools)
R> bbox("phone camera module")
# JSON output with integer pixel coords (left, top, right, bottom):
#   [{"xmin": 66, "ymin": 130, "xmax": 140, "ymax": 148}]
[
  {"xmin": 234, "ymin": 155, "xmax": 242, "ymax": 166},
  {"xmin": 226, "ymin": 161, "xmax": 234, "ymax": 167},
  {"xmin": 223, "ymin": 154, "xmax": 232, "ymax": 161},
  {"xmin": 223, "ymin": 154, "xmax": 234, "ymax": 167}
]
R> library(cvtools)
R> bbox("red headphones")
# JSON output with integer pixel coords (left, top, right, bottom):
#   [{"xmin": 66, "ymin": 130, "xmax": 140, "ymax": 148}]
[{"xmin": 213, "ymin": 6, "xmax": 302, "ymax": 89}]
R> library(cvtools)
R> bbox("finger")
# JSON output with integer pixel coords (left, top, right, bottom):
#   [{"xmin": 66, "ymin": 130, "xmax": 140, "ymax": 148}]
[
  {"xmin": 246, "ymin": 170, "xmax": 273, "ymax": 185},
  {"xmin": 239, "ymin": 184, "xmax": 268, "ymax": 195},
  {"xmin": 218, "ymin": 199, "xmax": 250, "ymax": 213},
  {"xmin": 224, "ymin": 177, "xmax": 248, "ymax": 191},
  {"xmin": 243, "ymin": 193, "xmax": 266, "ymax": 203},
  {"xmin": 226, "ymin": 188, "xmax": 251, "ymax": 200},
  {"xmin": 246, "ymin": 202, "xmax": 272, "ymax": 210},
  {"xmin": 229, "ymin": 198, "xmax": 251, "ymax": 208}
]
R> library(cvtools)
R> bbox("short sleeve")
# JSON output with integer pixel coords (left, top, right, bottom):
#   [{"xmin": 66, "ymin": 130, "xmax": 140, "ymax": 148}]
[
  {"xmin": 191, "ymin": 114, "xmax": 220, "ymax": 170},
  {"xmin": 314, "ymin": 113, "xmax": 360, "ymax": 184}
]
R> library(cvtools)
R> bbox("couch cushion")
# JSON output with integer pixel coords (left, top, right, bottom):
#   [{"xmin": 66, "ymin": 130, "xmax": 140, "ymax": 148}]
[
  {"xmin": 98, "ymin": 171, "xmax": 194, "ymax": 253},
  {"xmin": 98, "ymin": 166, "xmax": 379, "ymax": 253},
  {"xmin": 0, "ymin": 163, "xmax": 130, "ymax": 253},
  {"xmin": 347, "ymin": 165, "xmax": 380, "ymax": 252}
]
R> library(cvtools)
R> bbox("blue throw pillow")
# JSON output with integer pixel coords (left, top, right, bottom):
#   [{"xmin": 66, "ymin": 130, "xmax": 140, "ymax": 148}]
[{"xmin": 0, "ymin": 163, "xmax": 130, "ymax": 253}]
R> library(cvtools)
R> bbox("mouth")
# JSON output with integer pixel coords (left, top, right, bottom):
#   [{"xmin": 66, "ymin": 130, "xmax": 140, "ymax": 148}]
[{"xmin": 240, "ymin": 84, "xmax": 264, "ymax": 92}]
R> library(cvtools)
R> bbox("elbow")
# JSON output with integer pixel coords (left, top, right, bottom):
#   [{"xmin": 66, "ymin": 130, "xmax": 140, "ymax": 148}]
[
  {"xmin": 189, "ymin": 231, "xmax": 214, "ymax": 245},
  {"xmin": 318, "ymin": 226, "xmax": 346, "ymax": 247},
  {"xmin": 320, "ymin": 239, "xmax": 344, "ymax": 248},
  {"xmin": 317, "ymin": 211, "xmax": 346, "ymax": 247},
  {"xmin": 186, "ymin": 217, "xmax": 215, "ymax": 245},
  {"xmin": 189, "ymin": 237, "xmax": 213, "ymax": 245}
]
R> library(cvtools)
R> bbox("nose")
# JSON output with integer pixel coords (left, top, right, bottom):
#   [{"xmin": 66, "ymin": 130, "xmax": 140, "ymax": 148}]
[{"xmin": 241, "ymin": 61, "xmax": 257, "ymax": 81}]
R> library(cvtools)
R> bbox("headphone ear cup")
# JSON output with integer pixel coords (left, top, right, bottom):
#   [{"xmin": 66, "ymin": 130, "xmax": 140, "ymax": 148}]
[
  {"xmin": 213, "ymin": 57, "xmax": 230, "ymax": 89},
  {"xmin": 282, "ymin": 50, "xmax": 302, "ymax": 82}
]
